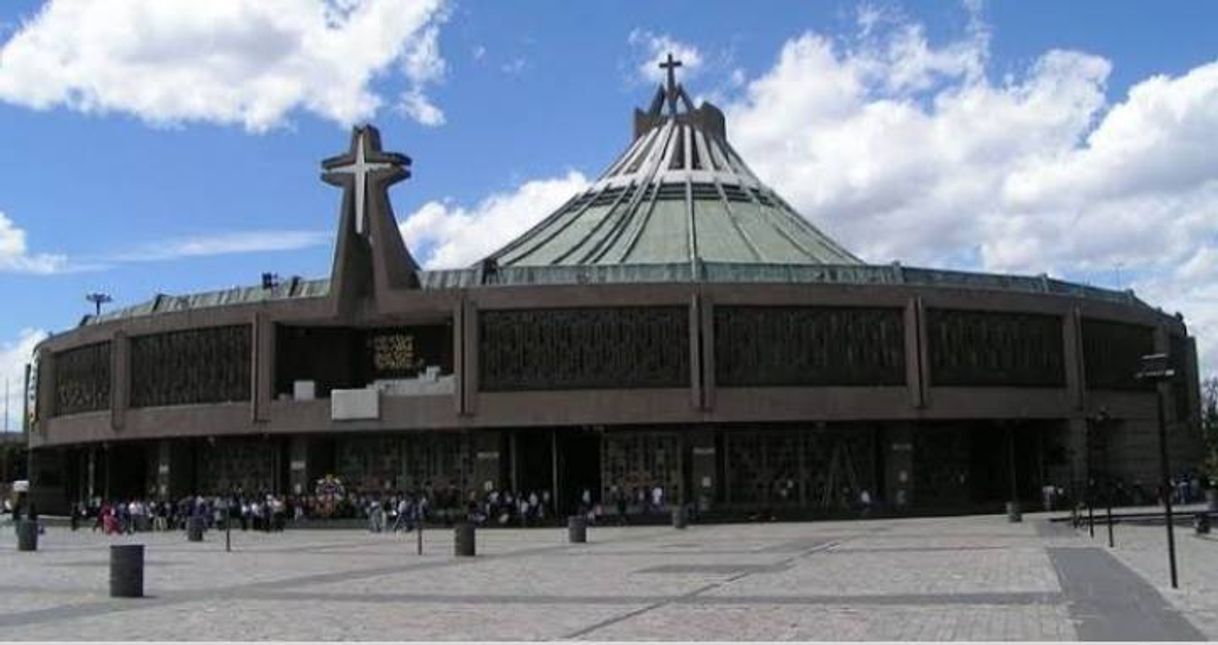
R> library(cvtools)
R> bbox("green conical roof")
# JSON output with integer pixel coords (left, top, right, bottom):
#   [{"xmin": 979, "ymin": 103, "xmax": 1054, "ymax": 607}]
[{"xmin": 484, "ymin": 79, "xmax": 859, "ymax": 268}]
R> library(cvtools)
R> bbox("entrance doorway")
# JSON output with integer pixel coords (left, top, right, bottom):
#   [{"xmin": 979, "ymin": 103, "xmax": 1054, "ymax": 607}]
[
  {"xmin": 104, "ymin": 443, "xmax": 148, "ymax": 500},
  {"xmin": 555, "ymin": 430, "xmax": 601, "ymax": 515},
  {"xmin": 512, "ymin": 429, "xmax": 554, "ymax": 498}
]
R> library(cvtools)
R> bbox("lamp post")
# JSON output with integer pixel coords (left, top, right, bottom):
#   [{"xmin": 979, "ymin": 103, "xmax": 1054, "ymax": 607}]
[
  {"xmin": 85, "ymin": 292, "xmax": 112, "ymax": 317},
  {"xmin": 1136, "ymin": 352, "xmax": 1178, "ymax": 589}
]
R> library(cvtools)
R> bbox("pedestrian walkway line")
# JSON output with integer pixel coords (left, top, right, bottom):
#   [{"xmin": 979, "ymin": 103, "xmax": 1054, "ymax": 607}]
[
  {"xmin": 562, "ymin": 537, "xmax": 847, "ymax": 639},
  {"xmin": 0, "ymin": 526, "xmax": 676, "ymax": 629},
  {"xmin": 1048, "ymin": 546, "xmax": 1204, "ymax": 641}
]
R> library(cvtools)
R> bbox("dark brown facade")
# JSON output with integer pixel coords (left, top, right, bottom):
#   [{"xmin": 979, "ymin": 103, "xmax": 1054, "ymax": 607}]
[{"xmin": 24, "ymin": 124, "xmax": 1205, "ymax": 517}]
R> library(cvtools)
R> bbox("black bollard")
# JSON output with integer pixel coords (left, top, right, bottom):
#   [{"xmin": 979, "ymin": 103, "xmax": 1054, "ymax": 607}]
[
  {"xmin": 109, "ymin": 544, "xmax": 144, "ymax": 598},
  {"xmin": 672, "ymin": 505, "xmax": 687, "ymax": 529},
  {"xmin": 567, "ymin": 515, "xmax": 587, "ymax": 543},
  {"xmin": 187, "ymin": 516, "xmax": 205, "ymax": 542},
  {"xmin": 1088, "ymin": 502, "xmax": 1094, "ymax": 538},
  {"xmin": 16, "ymin": 520, "xmax": 38, "ymax": 552},
  {"xmin": 454, "ymin": 523, "xmax": 475, "ymax": 557},
  {"xmin": 1106, "ymin": 498, "xmax": 1115, "ymax": 548},
  {"xmin": 1195, "ymin": 512, "xmax": 1211, "ymax": 536},
  {"xmin": 1005, "ymin": 501, "xmax": 1022, "ymax": 523}
]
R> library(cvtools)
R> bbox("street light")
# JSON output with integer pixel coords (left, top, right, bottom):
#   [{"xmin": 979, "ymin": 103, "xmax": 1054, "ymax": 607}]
[
  {"xmin": 85, "ymin": 292, "xmax": 112, "ymax": 317},
  {"xmin": 1135, "ymin": 352, "xmax": 1178, "ymax": 589}
]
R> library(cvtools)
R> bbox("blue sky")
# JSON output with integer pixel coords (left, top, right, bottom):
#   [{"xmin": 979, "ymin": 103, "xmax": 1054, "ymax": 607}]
[{"xmin": 2, "ymin": 0, "xmax": 1217, "ymax": 428}]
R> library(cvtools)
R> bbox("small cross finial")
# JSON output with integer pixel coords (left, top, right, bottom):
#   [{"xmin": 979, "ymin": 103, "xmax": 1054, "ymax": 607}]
[{"xmin": 659, "ymin": 53, "xmax": 683, "ymax": 115}]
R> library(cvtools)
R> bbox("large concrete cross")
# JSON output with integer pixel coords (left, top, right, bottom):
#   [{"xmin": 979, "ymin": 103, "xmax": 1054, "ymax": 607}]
[{"xmin": 324, "ymin": 129, "xmax": 401, "ymax": 236}]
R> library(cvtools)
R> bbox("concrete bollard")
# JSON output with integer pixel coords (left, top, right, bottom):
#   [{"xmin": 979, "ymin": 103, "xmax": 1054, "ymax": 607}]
[
  {"xmin": 187, "ymin": 516, "xmax": 205, "ymax": 542},
  {"xmin": 109, "ymin": 544, "xmax": 144, "ymax": 598},
  {"xmin": 567, "ymin": 515, "xmax": 587, "ymax": 543},
  {"xmin": 672, "ymin": 505, "xmax": 687, "ymax": 529},
  {"xmin": 454, "ymin": 523, "xmax": 475, "ymax": 557},
  {"xmin": 1006, "ymin": 501, "xmax": 1022, "ymax": 523},
  {"xmin": 16, "ymin": 520, "xmax": 38, "ymax": 552}
]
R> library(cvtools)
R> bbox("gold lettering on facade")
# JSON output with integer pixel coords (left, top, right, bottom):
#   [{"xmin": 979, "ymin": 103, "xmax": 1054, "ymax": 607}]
[{"xmin": 371, "ymin": 333, "xmax": 422, "ymax": 372}]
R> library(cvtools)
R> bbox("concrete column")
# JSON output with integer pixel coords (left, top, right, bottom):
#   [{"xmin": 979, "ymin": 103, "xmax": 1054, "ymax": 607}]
[
  {"xmin": 288, "ymin": 436, "xmax": 309, "ymax": 496},
  {"xmin": 914, "ymin": 297, "xmax": 931, "ymax": 409},
  {"xmin": 689, "ymin": 429, "xmax": 716, "ymax": 512},
  {"xmin": 154, "ymin": 440, "xmax": 171, "ymax": 499},
  {"xmin": 471, "ymin": 430, "xmax": 501, "ymax": 496},
  {"xmin": 904, "ymin": 298, "xmax": 924, "ymax": 408},
  {"xmin": 36, "ymin": 351, "xmax": 56, "ymax": 425},
  {"xmin": 885, "ymin": 424, "xmax": 914, "ymax": 509},
  {"xmin": 689, "ymin": 293, "xmax": 703, "ymax": 411},
  {"xmin": 1066, "ymin": 417, "xmax": 1089, "ymax": 494},
  {"xmin": 453, "ymin": 298, "xmax": 466, "ymax": 415},
  {"xmin": 1063, "ymin": 307, "xmax": 1085, "ymax": 411},
  {"xmin": 252, "ymin": 313, "xmax": 274, "ymax": 423},
  {"xmin": 699, "ymin": 293, "xmax": 716, "ymax": 412},
  {"xmin": 111, "ymin": 332, "xmax": 129, "ymax": 431},
  {"xmin": 86, "ymin": 448, "xmax": 96, "ymax": 501},
  {"xmin": 462, "ymin": 300, "xmax": 479, "ymax": 416}
]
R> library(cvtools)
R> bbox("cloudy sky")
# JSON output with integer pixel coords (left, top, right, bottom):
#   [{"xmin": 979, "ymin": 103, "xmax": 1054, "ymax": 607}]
[{"xmin": 1, "ymin": 0, "xmax": 1216, "ymax": 430}]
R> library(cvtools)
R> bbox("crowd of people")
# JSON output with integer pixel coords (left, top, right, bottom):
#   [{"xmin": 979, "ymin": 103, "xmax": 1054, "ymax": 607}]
[{"xmin": 72, "ymin": 494, "xmax": 292, "ymax": 534}]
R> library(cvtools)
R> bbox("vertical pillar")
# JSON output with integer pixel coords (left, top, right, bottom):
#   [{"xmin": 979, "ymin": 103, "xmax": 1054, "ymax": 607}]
[
  {"xmin": 885, "ymin": 424, "xmax": 914, "ymax": 509},
  {"xmin": 37, "ymin": 351, "xmax": 56, "ymax": 425},
  {"xmin": 904, "ymin": 298, "xmax": 924, "ymax": 408},
  {"xmin": 689, "ymin": 429, "xmax": 716, "ymax": 511},
  {"xmin": 462, "ymin": 300, "xmax": 479, "ymax": 416},
  {"xmin": 86, "ymin": 448, "xmax": 96, "ymax": 501},
  {"xmin": 155, "ymin": 440, "xmax": 171, "ymax": 499},
  {"xmin": 252, "ymin": 313, "xmax": 274, "ymax": 423},
  {"xmin": 1066, "ymin": 417, "xmax": 1088, "ymax": 495},
  {"xmin": 689, "ymin": 293, "xmax": 703, "ymax": 410},
  {"xmin": 915, "ymin": 297, "xmax": 931, "ymax": 409},
  {"xmin": 471, "ymin": 430, "xmax": 501, "ymax": 496},
  {"xmin": 509, "ymin": 431, "xmax": 519, "ymax": 493},
  {"xmin": 453, "ymin": 297, "xmax": 465, "ymax": 415},
  {"xmin": 111, "ymin": 332, "xmax": 129, "ymax": 431},
  {"xmin": 288, "ymin": 436, "xmax": 309, "ymax": 496},
  {"xmin": 699, "ymin": 293, "xmax": 716, "ymax": 411},
  {"xmin": 1063, "ymin": 307, "xmax": 1085, "ymax": 411}
]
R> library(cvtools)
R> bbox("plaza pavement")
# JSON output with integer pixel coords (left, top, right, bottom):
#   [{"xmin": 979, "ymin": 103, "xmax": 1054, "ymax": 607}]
[{"xmin": 0, "ymin": 511, "xmax": 1213, "ymax": 641}]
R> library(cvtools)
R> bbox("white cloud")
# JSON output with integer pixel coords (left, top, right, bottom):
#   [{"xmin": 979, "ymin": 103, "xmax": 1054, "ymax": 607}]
[
  {"xmin": 399, "ymin": 171, "xmax": 589, "ymax": 268},
  {"xmin": 0, "ymin": 329, "xmax": 45, "ymax": 433},
  {"xmin": 0, "ymin": 212, "xmax": 67, "ymax": 274},
  {"xmin": 106, "ymin": 230, "xmax": 331, "ymax": 262},
  {"xmin": 719, "ymin": 7, "xmax": 1218, "ymax": 376},
  {"xmin": 500, "ymin": 58, "xmax": 526, "ymax": 75},
  {"xmin": 0, "ymin": 0, "xmax": 448, "ymax": 131},
  {"xmin": 399, "ymin": 87, "xmax": 445, "ymax": 126},
  {"xmin": 627, "ymin": 29, "xmax": 703, "ymax": 85}
]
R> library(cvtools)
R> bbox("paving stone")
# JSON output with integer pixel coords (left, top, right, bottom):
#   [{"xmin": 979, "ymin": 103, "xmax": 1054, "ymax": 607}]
[{"xmin": 0, "ymin": 513, "xmax": 1208, "ymax": 640}]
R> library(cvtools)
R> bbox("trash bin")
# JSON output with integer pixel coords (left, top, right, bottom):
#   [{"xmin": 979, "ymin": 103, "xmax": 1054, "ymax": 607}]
[
  {"xmin": 1005, "ymin": 501, "xmax": 1022, "ymax": 523},
  {"xmin": 187, "ymin": 516, "xmax": 205, "ymax": 542},
  {"xmin": 671, "ymin": 505, "xmax": 687, "ymax": 529},
  {"xmin": 454, "ymin": 522, "xmax": 475, "ymax": 557},
  {"xmin": 1195, "ymin": 512, "xmax": 1211, "ymax": 535},
  {"xmin": 16, "ymin": 520, "xmax": 38, "ymax": 551},
  {"xmin": 567, "ymin": 515, "xmax": 587, "ymax": 543},
  {"xmin": 110, "ymin": 544, "xmax": 144, "ymax": 598}
]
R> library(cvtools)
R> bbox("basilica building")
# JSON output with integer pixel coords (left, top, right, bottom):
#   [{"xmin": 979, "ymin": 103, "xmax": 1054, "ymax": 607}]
[{"xmin": 26, "ymin": 60, "xmax": 1203, "ymax": 517}]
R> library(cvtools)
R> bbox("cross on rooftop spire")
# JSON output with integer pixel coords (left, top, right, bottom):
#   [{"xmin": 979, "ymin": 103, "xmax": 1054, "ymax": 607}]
[
  {"xmin": 322, "ymin": 125, "xmax": 411, "ymax": 237},
  {"xmin": 659, "ymin": 52, "xmax": 682, "ymax": 115}
]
